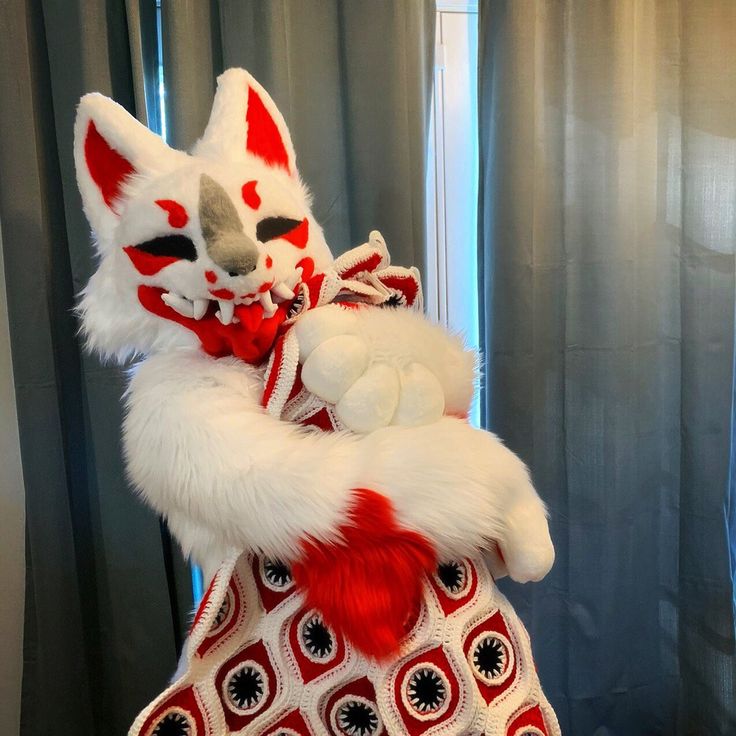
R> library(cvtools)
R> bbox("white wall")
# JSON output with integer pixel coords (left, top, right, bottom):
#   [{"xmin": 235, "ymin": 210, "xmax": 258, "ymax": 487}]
[{"xmin": 0, "ymin": 222, "xmax": 25, "ymax": 734}]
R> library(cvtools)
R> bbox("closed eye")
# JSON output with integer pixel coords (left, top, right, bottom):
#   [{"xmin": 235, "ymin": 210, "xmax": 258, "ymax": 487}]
[
  {"xmin": 256, "ymin": 217, "xmax": 303, "ymax": 242},
  {"xmin": 134, "ymin": 234, "xmax": 197, "ymax": 260}
]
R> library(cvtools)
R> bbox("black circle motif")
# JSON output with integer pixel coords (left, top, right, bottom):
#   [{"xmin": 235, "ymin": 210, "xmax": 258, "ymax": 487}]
[
  {"xmin": 211, "ymin": 594, "xmax": 231, "ymax": 631},
  {"xmin": 151, "ymin": 710, "xmax": 191, "ymax": 736},
  {"xmin": 263, "ymin": 558, "xmax": 292, "ymax": 588},
  {"xmin": 301, "ymin": 614, "xmax": 333, "ymax": 660},
  {"xmin": 406, "ymin": 667, "xmax": 447, "ymax": 716},
  {"xmin": 436, "ymin": 561, "xmax": 466, "ymax": 594},
  {"xmin": 385, "ymin": 291, "xmax": 407, "ymax": 308},
  {"xmin": 227, "ymin": 664, "xmax": 265, "ymax": 712},
  {"xmin": 336, "ymin": 699, "xmax": 380, "ymax": 736},
  {"xmin": 472, "ymin": 635, "xmax": 509, "ymax": 682}
]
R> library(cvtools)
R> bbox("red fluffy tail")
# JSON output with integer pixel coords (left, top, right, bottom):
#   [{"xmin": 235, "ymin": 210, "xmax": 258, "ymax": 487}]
[{"xmin": 292, "ymin": 489, "xmax": 437, "ymax": 660}]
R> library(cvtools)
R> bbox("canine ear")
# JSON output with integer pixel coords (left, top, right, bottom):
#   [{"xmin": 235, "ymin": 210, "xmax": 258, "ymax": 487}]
[
  {"xmin": 194, "ymin": 68, "xmax": 297, "ymax": 177},
  {"xmin": 74, "ymin": 93, "xmax": 184, "ymax": 240}
]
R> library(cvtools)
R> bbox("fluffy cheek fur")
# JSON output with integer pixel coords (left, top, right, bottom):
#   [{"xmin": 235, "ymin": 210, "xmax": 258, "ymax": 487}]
[{"xmin": 78, "ymin": 251, "xmax": 200, "ymax": 362}]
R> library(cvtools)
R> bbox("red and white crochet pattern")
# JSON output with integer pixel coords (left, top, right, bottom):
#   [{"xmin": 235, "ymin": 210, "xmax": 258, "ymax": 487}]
[{"xmin": 129, "ymin": 553, "xmax": 560, "ymax": 736}]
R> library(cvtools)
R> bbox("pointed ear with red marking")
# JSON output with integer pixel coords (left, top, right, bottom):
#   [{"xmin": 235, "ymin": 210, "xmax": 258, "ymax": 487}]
[
  {"xmin": 194, "ymin": 68, "xmax": 298, "ymax": 177},
  {"xmin": 74, "ymin": 93, "xmax": 184, "ymax": 242}
]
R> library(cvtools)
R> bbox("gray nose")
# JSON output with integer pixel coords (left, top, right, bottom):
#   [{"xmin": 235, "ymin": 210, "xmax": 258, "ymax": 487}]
[
  {"xmin": 198, "ymin": 173, "xmax": 257, "ymax": 276},
  {"xmin": 209, "ymin": 232, "xmax": 258, "ymax": 276}
]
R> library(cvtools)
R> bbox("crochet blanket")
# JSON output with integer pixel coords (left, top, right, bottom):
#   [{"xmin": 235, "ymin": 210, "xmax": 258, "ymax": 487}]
[{"xmin": 129, "ymin": 552, "xmax": 560, "ymax": 736}]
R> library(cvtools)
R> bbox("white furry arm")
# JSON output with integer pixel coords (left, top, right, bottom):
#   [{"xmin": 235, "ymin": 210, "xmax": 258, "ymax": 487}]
[
  {"xmin": 125, "ymin": 351, "xmax": 553, "ymax": 583},
  {"xmin": 124, "ymin": 351, "xmax": 360, "ymax": 561},
  {"xmin": 363, "ymin": 419, "xmax": 554, "ymax": 583}
]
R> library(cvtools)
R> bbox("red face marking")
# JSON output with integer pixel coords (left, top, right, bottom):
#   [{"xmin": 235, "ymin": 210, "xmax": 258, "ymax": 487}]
[
  {"xmin": 155, "ymin": 199, "xmax": 189, "ymax": 228},
  {"xmin": 258, "ymin": 281, "xmax": 274, "ymax": 294},
  {"xmin": 296, "ymin": 256, "xmax": 315, "ymax": 282},
  {"xmin": 265, "ymin": 255, "xmax": 273, "ymax": 269},
  {"xmin": 123, "ymin": 245, "xmax": 179, "ymax": 276},
  {"xmin": 242, "ymin": 180, "xmax": 261, "ymax": 210},
  {"xmin": 281, "ymin": 217, "xmax": 309, "ymax": 249},
  {"xmin": 205, "ymin": 270, "xmax": 217, "ymax": 284},
  {"xmin": 209, "ymin": 288, "xmax": 235, "ymax": 300}
]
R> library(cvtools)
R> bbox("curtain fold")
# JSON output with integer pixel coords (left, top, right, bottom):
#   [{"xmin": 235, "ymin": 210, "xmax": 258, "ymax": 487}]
[
  {"xmin": 161, "ymin": 0, "xmax": 435, "ymax": 269},
  {"xmin": 0, "ymin": 2, "xmax": 183, "ymax": 733},
  {"xmin": 478, "ymin": 1, "xmax": 736, "ymax": 733}
]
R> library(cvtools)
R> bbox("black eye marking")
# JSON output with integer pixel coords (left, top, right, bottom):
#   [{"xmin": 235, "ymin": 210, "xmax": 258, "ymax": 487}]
[
  {"xmin": 256, "ymin": 217, "xmax": 302, "ymax": 242},
  {"xmin": 134, "ymin": 234, "xmax": 197, "ymax": 261}
]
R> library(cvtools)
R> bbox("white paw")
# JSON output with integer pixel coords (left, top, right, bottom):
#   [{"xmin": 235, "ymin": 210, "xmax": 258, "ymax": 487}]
[
  {"xmin": 499, "ymin": 503, "xmax": 555, "ymax": 583},
  {"xmin": 293, "ymin": 305, "xmax": 445, "ymax": 433},
  {"xmin": 336, "ymin": 362, "xmax": 400, "ymax": 433},
  {"xmin": 300, "ymin": 334, "xmax": 369, "ymax": 403}
]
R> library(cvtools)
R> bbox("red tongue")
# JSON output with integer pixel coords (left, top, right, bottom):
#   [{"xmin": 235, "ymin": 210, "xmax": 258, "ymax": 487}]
[
  {"xmin": 137, "ymin": 286, "xmax": 288, "ymax": 363},
  {"xmin": 236, "ymin": 302, "xmax": 265, "ymax": 333}
]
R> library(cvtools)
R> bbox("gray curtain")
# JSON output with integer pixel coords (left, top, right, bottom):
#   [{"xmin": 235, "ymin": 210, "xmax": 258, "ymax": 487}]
[
  {"xmin": 161, "ymin": 0, "xmax": 436, "ymax": 269},
  {"xmin": 0, "ymin": 1, "xmax": 184, "ymax": 733},
  {"xmin": 479, "ymin": 1, "xmax": 736, "ymax": 734}
]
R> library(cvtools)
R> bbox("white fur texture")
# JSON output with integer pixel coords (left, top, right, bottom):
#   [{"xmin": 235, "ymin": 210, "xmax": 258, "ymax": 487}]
[{"xmin": 125, "ymin": 351, "xmax": 554, "ymax": 584}]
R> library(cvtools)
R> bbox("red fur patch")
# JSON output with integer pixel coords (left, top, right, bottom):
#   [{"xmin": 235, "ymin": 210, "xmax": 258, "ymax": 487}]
[
  {"xmin": 155, "ymin": 199, "xmax": 188, "ymax": 228},
  {"xmin": 123, "ymin": 245, "xmax": 179, "ymax": 276},
  {"xmin": 265, "ymin": 255, "xmax": 273, "ymax": 269},
  {"xmin": 280, "ymin": 217, "xmax": 309, "ymax": 248},
  {"xmin": 84, "ymin": 120, "xmax": 135, "ymax": 211},
  {"xmin": 246, "ymin": 86, "xmax": 290, "ymax": 173},
  {"xmin": 241, "ymin": 180, "xmax": 261, "ymax": 209},
  {"xmin": 205, "ymin": 270, "xmax": 217, "ymax": 284},
  {"xmin": 292, "ymin": 489, "xmax": 437, "ymax": 660},
  {"xmin": 296, "ymin": 256, "xmax": 315, "ymax": 282}
]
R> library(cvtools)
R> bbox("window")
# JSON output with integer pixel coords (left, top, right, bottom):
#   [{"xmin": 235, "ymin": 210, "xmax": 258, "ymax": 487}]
[{"xmin": 425, "ymin": 1, "xmax": 480, "ymax": 424}]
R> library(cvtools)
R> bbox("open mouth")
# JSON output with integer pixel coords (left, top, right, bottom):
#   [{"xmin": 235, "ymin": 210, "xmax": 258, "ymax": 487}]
[
  {"xmin": 160, "ymin": 268, "xmax": 303, "ymax": 325},
  {"xmin": 137, "ymin": 276, "xmax": 304, "ymax": 363}
]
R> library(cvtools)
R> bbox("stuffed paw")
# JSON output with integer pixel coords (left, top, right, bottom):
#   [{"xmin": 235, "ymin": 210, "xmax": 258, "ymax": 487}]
[
  {"xmin": 294, "ymin": 305, "xmax": 445, "ymax": 433},
  {"xmin": 498, "ymin": 504, "xmax": 555, "ymax": 583}
]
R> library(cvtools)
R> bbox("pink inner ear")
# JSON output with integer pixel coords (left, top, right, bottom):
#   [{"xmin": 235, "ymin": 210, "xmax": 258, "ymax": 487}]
[
  {"xmin": 246, "ymin": 86, "xmax": 290, "ymax": 173},
  {"xmin": 84, "ymin": 120, "xmax": 135, "ymax": 211}
]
